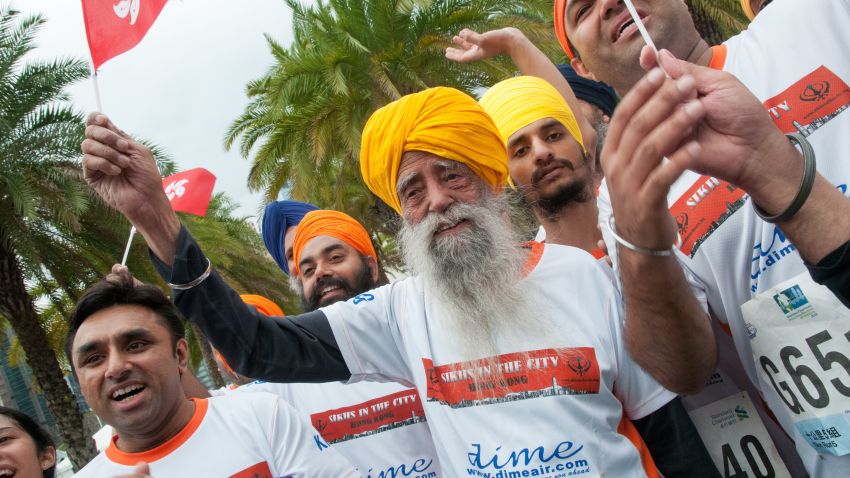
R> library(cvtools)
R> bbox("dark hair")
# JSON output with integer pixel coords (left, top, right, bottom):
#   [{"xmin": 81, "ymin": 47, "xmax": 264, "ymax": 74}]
[
  {"xmin": 65, "ymin": 273, "xmax": 186, "ymax": 371},
  {"xmin": 0, "ymin": 407, "xmax": 56, "ymax": 478}
]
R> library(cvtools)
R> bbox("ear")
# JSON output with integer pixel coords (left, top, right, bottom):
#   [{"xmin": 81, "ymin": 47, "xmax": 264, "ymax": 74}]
[
  {"xmin": 175, "ymin": 338, "xmax": 190, "ymax": 374},
  {"xmin": 39, "ymin": 446, "xmax": 56, "ymax": 471},
  {"xmin": 570, "ymin": 57, "xmax": 598, "ymax": 81},
  {"xmin": 366, "ymin": 256, "xmax": 380, "ymax": 284}
]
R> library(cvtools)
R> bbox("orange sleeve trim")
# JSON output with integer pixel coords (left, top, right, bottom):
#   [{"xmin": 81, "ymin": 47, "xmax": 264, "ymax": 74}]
[
  {"xmin": 521, "ymin": 241, "xmax": 545, "ymax": 276},
  {"xmin": 590, "ymin": 247, "xmax": 606, "ymax": 260},
  {"xmin": 618, "ymin": 414, "xmax": 661, "ymax": 478},
  {"xmin": 105, "ymin": 398, "xmax": 209, "ymax": 465},
  {"xmin": 708, "ymin": 45, "xmax": 727, "ymax": 71}
]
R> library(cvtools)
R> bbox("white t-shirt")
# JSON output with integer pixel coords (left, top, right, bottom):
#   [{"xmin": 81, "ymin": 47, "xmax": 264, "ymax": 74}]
[
  {"xmin": 74, "ymin": 394, "xmax": 357, "ymax": 477},
  {"xmin": 323, "ymin": 242, "xmax": 674, "ymax": 477},
  {"xmin": 598, "ymin": 1, "xmax": 850, "ymax": 475},
  {"xmin": 225, "ymin": 380, "xmax": 442, "ymax": 478}
]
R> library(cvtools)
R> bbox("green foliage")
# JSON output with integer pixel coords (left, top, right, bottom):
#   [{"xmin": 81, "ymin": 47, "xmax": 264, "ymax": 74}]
[
  {"xmin": 226, "ymin": 0, "xmax": 558, "ymax": 269},
  {"xmin": 688, "ymin": 0, "xmax": 749, "ymax": 45}
]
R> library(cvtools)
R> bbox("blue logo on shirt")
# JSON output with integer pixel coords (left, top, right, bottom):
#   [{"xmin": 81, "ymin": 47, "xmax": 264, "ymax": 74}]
[{"xmin": 352, "ymin": 293, "xmax": 375, "ymax": 305}]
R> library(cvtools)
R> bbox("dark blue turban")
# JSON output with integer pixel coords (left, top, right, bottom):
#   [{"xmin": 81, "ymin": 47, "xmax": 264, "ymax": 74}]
[
  {"xmin": 556, "ymin": 64, "xmax": 618, "ymax": 117},
  {"xmin": 262, "ymin": 200, "xmax": 319, "ymax": 275}
]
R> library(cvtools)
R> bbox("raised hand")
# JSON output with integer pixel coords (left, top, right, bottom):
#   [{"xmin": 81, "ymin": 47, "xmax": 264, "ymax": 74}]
[
  {"xmin": 81, "ymin": 113, "xmax": 180, "ymax": 264},
  {"xmin": 639, "ymin": 47, "xmax": 790, "ymax": 192},
  {"xmin": 601, "ymin": 67, "xmax": 705, "ymax": 251},
  {"xmin": 445, "ymin": 28, "xmax": 520, "ymax": 64}
]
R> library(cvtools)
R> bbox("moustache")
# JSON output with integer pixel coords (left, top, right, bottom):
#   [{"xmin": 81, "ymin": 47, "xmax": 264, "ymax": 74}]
[
  {"xmin": 309, "ymin": 276, "xmax": 351, "ymax": 305},
  {"xmin": 531, "ymin": 158, "xmax": 576, "ymax": 185}
]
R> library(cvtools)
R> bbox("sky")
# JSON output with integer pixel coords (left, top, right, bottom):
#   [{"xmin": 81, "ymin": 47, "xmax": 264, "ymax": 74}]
[{"xmin": 15, "ymin": 0, "xmax": 299, "ymax": 221}]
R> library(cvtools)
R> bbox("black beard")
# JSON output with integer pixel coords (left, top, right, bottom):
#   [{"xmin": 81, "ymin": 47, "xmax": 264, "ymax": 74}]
[
  {"xmin": 301, "ymin": 257, "xmax": 375, "ymax": 312},
  {"xmin": 532, "ymin": 155, "xmax": 594, "ymax": 216}
]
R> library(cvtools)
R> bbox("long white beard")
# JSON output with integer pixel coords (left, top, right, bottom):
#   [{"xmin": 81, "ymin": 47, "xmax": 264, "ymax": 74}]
[{"xmin": 398, "ymin": 192, "xmax": 540, "ymax": 362}]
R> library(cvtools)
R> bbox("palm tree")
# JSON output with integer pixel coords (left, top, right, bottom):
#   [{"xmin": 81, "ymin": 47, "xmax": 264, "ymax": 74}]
[
  {"xmin": 225, "ymin": 0, "xmax": 555, "ymax": 266},
  {"xmin": 688, "ymin": 0, "xmax": 749, "ymax": 45},
  {"xmin": 0, "ymin": 6, "xmax": 98, "ymax": 467}
]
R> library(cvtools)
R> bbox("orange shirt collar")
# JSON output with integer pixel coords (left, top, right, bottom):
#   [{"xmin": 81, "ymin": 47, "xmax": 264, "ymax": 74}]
[{"xmin": 105, "ymin": 398, "xmax": 209, "ymax": 466}]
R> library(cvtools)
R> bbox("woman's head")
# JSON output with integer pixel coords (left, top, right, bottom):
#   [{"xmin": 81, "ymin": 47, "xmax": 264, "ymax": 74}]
[{"xmin": 0, "ymin": 407, "xmax": 56, "ymax": 478}]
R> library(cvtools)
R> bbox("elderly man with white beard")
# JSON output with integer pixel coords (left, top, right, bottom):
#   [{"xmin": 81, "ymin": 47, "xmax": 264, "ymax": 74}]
[{"xmin": 80, "ymin": 88, "xmax": 679, "ymax": 477}]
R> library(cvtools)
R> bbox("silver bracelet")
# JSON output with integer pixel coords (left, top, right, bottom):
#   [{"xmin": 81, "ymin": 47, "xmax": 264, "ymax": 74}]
[
  {"xmin": 752, "ymin": 133, "xmax": 816, "ymax": 224},
  {"xmin": 606, "ymin": 216, "xmax": 682, "ymax": 257},
  {"xmin": 168, "ymin": 258, "xmax": 212, "ymax": 290}
]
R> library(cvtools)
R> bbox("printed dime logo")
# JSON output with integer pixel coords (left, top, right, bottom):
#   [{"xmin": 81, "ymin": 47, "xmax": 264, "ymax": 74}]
[
  {"xmin": 113, "ymin": 0, "xmax": 141, "ymax": 25},
  {"xmin": 734, "ymin": 405, "xmax": 749, "ymax": 421},
  {"xmin": 676, "ymin": 212, "xmax": 689, "ymax": 234},
  {"xmin": 772, "ymin": 285, "xmax": 817, "ymax": 321},
  {"xmin": 745, "ymin": 322, "xmax": 757, "ymax": 340},
  {"xmin": 800, "ymin": 80, "xmax": 830, "ymax": 102}
]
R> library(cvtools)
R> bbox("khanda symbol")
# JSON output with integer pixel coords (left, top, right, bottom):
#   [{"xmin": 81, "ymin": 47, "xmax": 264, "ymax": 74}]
[
  {"xmin": 567, "ymin": 356, "xmax": 592, "ymax": 376},
  {"xmin": 315, "ymin": 419, "xmax": 328, "ymax": 433},
  {"xmin": 800, "ymin": 80, "xmax": 830, "ymax": 102},
  {"xmin": 113, "ymin": 0, "xmax": 141, "ymax": 25}
]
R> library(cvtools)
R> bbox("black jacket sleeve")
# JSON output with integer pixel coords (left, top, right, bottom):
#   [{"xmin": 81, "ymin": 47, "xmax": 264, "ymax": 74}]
[
  {"xmin": 149, "ymin": 225, "xmax": 350, "ymax": 383},
  {"xmin": 633, "ymin": 397, "xmax": 720, "ymax": 478},
  {"xmin": 806, "ymin": 238, "xmax": 850, "ymax": 308}
]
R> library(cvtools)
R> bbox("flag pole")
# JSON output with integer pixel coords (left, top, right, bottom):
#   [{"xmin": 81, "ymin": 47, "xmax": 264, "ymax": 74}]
[
  {"xmin": 120, "ymin": 226, "xmax": 137, "ymax": 266},
  {"xmin": 91, "ymin": 68, "xmax": 103, "ymax": 112}
]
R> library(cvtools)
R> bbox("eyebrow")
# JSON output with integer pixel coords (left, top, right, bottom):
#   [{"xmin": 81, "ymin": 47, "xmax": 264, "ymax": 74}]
[
  {"xmin": 507, "ymin": 120, "xmax": 565, "ymax": 150},
  {"xmin": 74, "ymin": 328, "xmax": 155, "ymax": 362},
  {"xmin": 396, "ymin": 170, "xmax": 419, "ymax": 195},
  {"xmin": 299, "ymin": 243, "xmax": 347, "ymax": 270}
]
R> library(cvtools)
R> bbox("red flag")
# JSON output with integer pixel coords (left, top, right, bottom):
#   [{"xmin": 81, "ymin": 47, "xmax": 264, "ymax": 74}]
[
  {"xmin": 82, "ymin": 0, "xmax": 168, "ymax": 70},
  {"xmin": 162, "ymin": 168, "xmax": 216, "ymax": 217}
]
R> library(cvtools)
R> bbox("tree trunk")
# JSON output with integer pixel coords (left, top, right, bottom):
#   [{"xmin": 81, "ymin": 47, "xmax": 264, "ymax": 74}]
[
  {"xmin": 190, "ymin": 323, "xmax": 225, "ymax": 389},
  {"xmin": 0, "ymin": 246, "xmax": 97, "ymax": 469}
]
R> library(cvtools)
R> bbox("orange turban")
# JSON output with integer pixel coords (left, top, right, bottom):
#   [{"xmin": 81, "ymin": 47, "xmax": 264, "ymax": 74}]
[
  {"xmin": 240, "ymin": 294, "xmax": 284, "ymax": 317},
  {"xmin": 359, "ymin": 87, "xmax": 508, "ymax": 214},
  {"xmin": 215, "ymin": 294, "xmax": 284, "ymax": 378},
  {"xmin": 292, "ymin": 210, "xmax": 377, "ymax": 276},
  {"xmin": 554, "ymin": 0, "xmax": 576, "ymax": 59}
]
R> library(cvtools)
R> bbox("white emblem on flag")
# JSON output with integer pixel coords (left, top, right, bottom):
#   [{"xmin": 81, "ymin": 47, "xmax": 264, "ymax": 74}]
[
  {"xmin": 165, "ymin": 179, "xmax": 189, "ymax": 201},
  {"xmin": 113, "ymin": 0, "xmax": 141, "ymax": 25}
]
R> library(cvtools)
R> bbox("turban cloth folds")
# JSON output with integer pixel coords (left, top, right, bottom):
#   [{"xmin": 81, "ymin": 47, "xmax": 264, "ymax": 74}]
[
  {"xmin": 480, "ymin": 76, "xmax": 585, "ymax": 153},
  {"xmin": 292, "ymin": 210, "xmax": 377, "ymax": 277},
  {"xmin": 359, "ymin": 87, "xmax": 508, "ymax": 214},
  {"xmin": 261, "ymin": 200, "xmax": 319, "ymax": 275},
  {"xmin": 556, "ymin": 64, "xmax": 618, "ymax": 117}
]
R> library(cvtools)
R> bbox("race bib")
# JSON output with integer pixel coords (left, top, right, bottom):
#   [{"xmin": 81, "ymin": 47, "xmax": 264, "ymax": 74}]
[
  {"xmin": 742, "ymin": 273, "xmax": 850, "ymax": 456},
  {"xmin": 688, "ymin": 392, "xmax": 790, "ymax": 478}
]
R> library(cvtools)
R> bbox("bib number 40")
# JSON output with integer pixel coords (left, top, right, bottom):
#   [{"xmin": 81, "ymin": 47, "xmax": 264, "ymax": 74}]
[
  {"xmin": 722, "ymin": 435, "xmax": 775, "ymax": 478},
  {"xmin": 760, "ymin": 329, "xmax": 850, "ymax": 414}
]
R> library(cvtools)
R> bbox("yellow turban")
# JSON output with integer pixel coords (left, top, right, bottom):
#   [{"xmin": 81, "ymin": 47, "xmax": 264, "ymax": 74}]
[
  {"xmin": 360, "ymin": 87, "xmax": 509, "ymax": 214},
  {"xmin": 479, "ymin": 76, "xmax": 585, "ymax": 153}
]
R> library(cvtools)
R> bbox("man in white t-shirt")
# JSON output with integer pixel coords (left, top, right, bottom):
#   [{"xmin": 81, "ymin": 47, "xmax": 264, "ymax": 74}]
[
  {"xmin": 65, "ymin": 273, "xmax": 356, "ymax": 477},
  {"xmin": 208, "ymin": 211, "xmax": 443, "ymax": 478},
  {"xmin": 80, "ymin": 88, "xmax": 676, "ymax": 476},
  {"xmin": 555, "ymin": 0, "xmax": 850, "ymax": 475}
]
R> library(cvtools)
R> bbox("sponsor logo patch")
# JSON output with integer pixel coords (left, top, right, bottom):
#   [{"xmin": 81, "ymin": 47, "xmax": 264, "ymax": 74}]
[
  {"xmin": 310, "ymin": 389, "xmax": 425, "ymax": 444},
  {"xmin": 764, "ymin": 65, "xmax": 850, "ymax": 136},
  {"xmin": 423, "ymin": 348, "xmax": 600, "ymax": 408}
]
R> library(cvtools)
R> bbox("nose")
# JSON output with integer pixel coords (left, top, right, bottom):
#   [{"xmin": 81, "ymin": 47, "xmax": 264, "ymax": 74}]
[
  {"xmin": 105, "ymin": 350, "xmax": 130, "ymax": 380},
  {"xmin": 600, "ymin": 0, "xmax": 623, "ymax": 20},
  {"xmin": 531, "ymin": 135, "xmax": 554, "ymax": 165},
  {"xmin": 313, "ymin": 259, "xmax": 335, "ymax": 280},
  {"xmin": 426, "ymin": 183, "xmax": 455, "ymax": 215}
]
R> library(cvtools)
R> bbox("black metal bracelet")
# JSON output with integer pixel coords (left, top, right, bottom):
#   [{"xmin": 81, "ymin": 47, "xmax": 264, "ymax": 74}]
[{"xmin": 752, "ymin": 133, "xmax": 816, "ymax": 224}]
